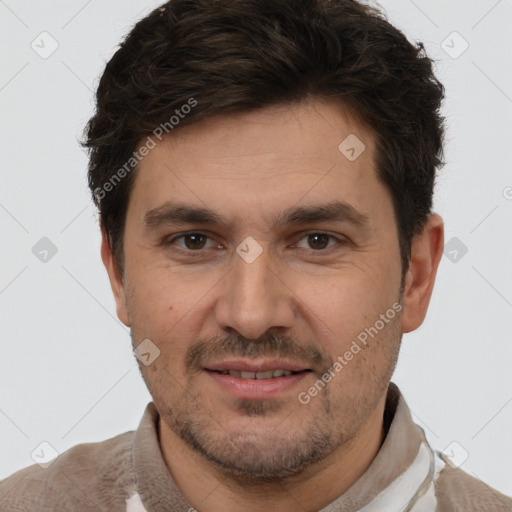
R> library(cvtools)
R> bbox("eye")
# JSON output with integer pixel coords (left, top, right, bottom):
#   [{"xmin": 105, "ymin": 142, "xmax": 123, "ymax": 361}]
[
  {"xmin": 164, "ymin": 231, "xmax": 347, "ymax": 254},
  {"xmin": 294, "ymin": 232, "xmax": 345, "ymax": 251},
  {"xmin": 165, "ymin": 232, "xmax": 217, "ymax": 251}
]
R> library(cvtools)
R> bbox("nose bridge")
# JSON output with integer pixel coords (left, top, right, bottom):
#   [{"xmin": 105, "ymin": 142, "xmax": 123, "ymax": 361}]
[
  {"xmin": 215, "ymin": 240, "xmax": 294, "ymax": 339},
  {"xmin": 234, "ymin": 243, "xmax": 272, "ymax": 305}
]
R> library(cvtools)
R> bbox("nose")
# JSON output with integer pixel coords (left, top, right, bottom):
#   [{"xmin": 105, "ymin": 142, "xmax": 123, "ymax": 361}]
[{"xmin": 214, "ymin": 242, "xmax": 295, "ymax": 340}]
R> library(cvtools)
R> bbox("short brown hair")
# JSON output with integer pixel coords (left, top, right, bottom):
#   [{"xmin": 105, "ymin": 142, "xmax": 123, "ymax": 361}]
[{"xmin": 82, "ymin": 0, "xmax": 445, "ymax": 276}]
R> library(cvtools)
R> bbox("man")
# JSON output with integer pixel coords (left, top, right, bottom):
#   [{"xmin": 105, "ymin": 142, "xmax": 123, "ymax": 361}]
[{"xmin": 1, "ymin": 0, "xmax": 510, "ymax": 510}]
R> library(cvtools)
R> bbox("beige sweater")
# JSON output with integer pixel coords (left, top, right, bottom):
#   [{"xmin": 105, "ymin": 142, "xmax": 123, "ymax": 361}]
[{"xmin": 1, "ymin": 383, "xmax": 511, "ymax": 511}]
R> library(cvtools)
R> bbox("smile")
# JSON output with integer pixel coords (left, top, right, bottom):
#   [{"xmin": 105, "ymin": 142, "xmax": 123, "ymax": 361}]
[{"xmin": 216, "ymin": 369, "xmax": 300, "ymax": 379}]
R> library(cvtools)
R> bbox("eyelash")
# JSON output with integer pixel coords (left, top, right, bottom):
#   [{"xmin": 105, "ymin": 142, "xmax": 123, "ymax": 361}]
[{"xmin": 163, "ymin": 231, "xmax": 347, "ymax": 255}]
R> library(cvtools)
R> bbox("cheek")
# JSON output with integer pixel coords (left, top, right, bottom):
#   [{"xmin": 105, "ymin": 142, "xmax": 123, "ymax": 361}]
[
  {"xmin": 295, "ymin": 277, "xmax": 401, "ymax": 378},
  {"xmin": 124, "ymin": 275, "xmax": 175, "ymax": 351},
  {"xmin": 125, "ymin": 268, "xmax": 210, "ymax": 357},
  {"xmin": 300, "ymin": 275, "xmax": 394, "ymax": 327},
  {"xmin": 126, "ymin": 264, "xmax": 188, "ymax": 315}
]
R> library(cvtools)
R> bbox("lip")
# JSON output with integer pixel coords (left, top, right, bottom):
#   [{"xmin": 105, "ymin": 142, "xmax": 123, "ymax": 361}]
[
  {"xmin": 204, "ymin": 362, "xmax": 312, "ymax": 400},
  {"xmin": 204, "ymin": 358, "xmax": 310, "ymax": 373},
  {"xmin": 206, "ymin": 370, "xmax": 310, "ymax": 399},
  {"xmin": 204, "ymin": 358, "xmax": 313, "ymax": 400}
]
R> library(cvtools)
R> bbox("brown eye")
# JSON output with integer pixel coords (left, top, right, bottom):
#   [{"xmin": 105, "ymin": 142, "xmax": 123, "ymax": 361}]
[
  {"xmin": 295, "ymin": 232, "xmax": 341, "ymax": 251},
  {"xmin": 165, "ymin": 232, "xmax": 215, "ymax": 251},
  {"xmin": 183, "ymin": 233, "xmax": 208, "ymax": 250},
  {"xmin": 307, "ymin": 233, "xmax": 330, "ymax": 250}
]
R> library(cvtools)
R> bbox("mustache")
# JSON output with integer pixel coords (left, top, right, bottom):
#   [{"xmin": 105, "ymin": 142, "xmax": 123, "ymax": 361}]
[{"xmin": 185, "ymin": 332, "xmax": 333, "ymax": 373}]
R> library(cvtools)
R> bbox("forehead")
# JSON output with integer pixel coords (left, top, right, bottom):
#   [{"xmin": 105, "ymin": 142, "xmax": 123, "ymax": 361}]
[
  {"xmin": 150, "ymin": 101, "xmax": 372, "ymax": 173},
  {"xmin": 128, "ymin": 100, "xmax": 389, "ymax": 231}
]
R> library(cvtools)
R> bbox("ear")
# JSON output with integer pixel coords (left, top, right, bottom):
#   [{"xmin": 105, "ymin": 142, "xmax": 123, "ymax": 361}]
[
  {"xmin": 100, "ymin": 226, "xmax": 131, "ymax": 327},
  {"xmin": 401, "ymin": 213, "xmax": 444, "ymax": 333}
]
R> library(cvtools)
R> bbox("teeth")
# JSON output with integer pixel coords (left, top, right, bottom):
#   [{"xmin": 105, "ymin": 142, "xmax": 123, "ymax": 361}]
[
  {"xmin": 224, "ymin": 369, "xmax": 296, "ymax": 379},
  {"xmin": 256, "ymin": 371, "xmax": 274, "ymax": 379}
]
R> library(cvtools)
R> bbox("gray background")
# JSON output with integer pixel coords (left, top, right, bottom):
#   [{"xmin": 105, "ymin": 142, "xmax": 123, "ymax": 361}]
[{"xmin": 1, "ymin": 0, "xmax": 511, "ymax": 498}]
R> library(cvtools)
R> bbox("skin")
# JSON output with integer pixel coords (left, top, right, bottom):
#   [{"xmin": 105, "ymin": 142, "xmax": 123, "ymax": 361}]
[{"xmin": 102, "ymin": 100, "xmax": 444, "ymax": 512}]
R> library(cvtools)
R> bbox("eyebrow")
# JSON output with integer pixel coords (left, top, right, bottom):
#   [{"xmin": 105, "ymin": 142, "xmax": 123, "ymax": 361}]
[{"xmin": 143, "ymin": 200, "xmax": 370, "ymax": 231}]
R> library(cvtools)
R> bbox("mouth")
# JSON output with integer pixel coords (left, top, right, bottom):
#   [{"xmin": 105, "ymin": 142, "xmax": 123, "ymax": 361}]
[
  {"xmin": 204, "ymin": 359, "xmax": 313, "ymax": 399},
  {"xmin": 213, "ymin": 369, "xmax": 308, "ymax": 379}
]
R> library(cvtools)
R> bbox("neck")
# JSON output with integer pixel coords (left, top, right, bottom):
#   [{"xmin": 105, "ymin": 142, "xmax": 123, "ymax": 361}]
[{"xmin": 159, "ymin": 392, "xmax": 388, "ymax": 512}]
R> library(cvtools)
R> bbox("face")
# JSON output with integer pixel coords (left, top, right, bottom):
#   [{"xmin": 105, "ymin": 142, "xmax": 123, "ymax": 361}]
[{"xmin": 103, "ymin": 100, "xmax": 433, "ymax": 482}]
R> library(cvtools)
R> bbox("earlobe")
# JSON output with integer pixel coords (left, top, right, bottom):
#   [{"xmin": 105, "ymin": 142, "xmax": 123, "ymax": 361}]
[
  {"xmin": 100, "ymin": 227, "xmax": 131, "ymax": 327},
  {"xmin": 401, "ymin": 214, "xmax": 444, "ymax": 333}
]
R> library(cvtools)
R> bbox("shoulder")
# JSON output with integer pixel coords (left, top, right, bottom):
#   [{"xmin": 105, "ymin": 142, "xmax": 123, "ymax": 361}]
[
  {"xmin": 435, "ymin": 455, "xmax": 512, "ymax": 512},
  {"xmin": 0, "ymin": 430, "xmax": 136, "ymax": 512}
]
